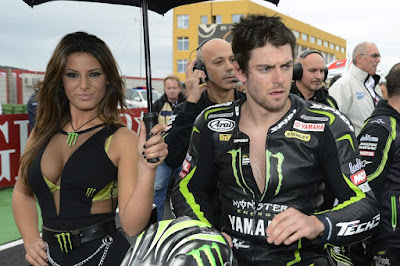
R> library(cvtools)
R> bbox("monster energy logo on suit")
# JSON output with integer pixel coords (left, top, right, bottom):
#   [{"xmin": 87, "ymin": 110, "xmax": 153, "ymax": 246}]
[
  {"xmin": 228, "ymin": 149, "xmax": 284, "ymax": 198},
  {"xmin": 54, "ymin": 232, "xmax": 73, "ymax": 253},
  {"xmin": 228, "ymin": 150, "xmax": 285, "ymax": 237}
]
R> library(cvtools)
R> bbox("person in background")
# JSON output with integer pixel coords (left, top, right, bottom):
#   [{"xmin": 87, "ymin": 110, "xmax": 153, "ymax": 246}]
[
  {"xmin": 172, "ymin": 14, "xmax": 379, "ymax": 265},
  {"xmin": 379, "ymin": 79, "xmax": 388, "ymax": 100},
  {"xmin": 356, "ymin": 63, "xmax": 400, "ymax": 266},
  {"xmin": 328, "ymin": 74, "xmax": 342, "ymax": 88},
  {"xmin": 235, "ymin": 81, "xmax": 246, "ymax": 93},
  {"xmin": 12, "ymin": 31, "xmax": 167, "ymax": 266},
  {"xmin": 163, "ymin": 38, "xmax": 244, "ymax": 170},
  {"xmin": 160, "ymin": 38, "xmax": 243, "ymax": 221},
  {"xmin": 153, "ymin": 75, "xmax": 185, "ymax": 126},
  {"xmin": 180, "ymin": 81, "xmax": 187, "ymax": 97},
  {"xmin": 27, "ymin": 89, "xmax": 38, "ymax": 128},
  {"xmin": 329, "ymin": 42, "xmax": 382, "ymax": 135},
  {"xmin": 291, "ymin": 50, "xmax": 338, "ymax": 109},
  {"xmin": 152, "ymin": 74, "xmax": 185, "ymax": 221}
]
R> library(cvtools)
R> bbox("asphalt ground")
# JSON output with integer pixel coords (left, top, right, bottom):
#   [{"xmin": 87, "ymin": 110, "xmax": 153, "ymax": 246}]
[{"xmin": 0, "ymin": 187, "xmax": 30, "ymax": 265}]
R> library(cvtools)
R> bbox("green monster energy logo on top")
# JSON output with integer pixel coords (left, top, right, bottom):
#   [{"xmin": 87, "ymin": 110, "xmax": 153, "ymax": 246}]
[
  {"xmin": 86, "ymin": 188, "xmax": 96, "ymax": 198},
  {"xmin": 187, "ymin": 242, "xmax": 224, "ymax": 266},
  {"xmin": 54, "ymin": 232, "xmax": 72, "ymax": 253},
  {"xmin": 66, "ymin": 132, "xmax": 78, "ymax": 147}
]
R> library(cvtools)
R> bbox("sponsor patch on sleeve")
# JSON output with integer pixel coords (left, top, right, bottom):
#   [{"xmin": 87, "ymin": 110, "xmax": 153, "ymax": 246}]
[
  {"xmin": 207, "ymin": 118, "xmax": 235, "ymax": 132},
  {"xmin": 284, "ymin": 130, "xmax": 311, "ymax": 141},
  {"xmin": 293, "ymin": 120, "xmax": 325, "ymax": 132},
  {"xmin": 178, "ymin": 155, "xmax": 192, "ymax": 179},
  {"xmin": 178, "ymin": 171, "xmax": 187, "ymax": 179},
  {"xmin": 182, "ymin": 158, "xmax": 191, "ymax": 173},
  {"xmin": 359, "ymin": 134, "xmax": 378, "ymax": 142},
  {"xmin": 360, "ymin": 150, "xmax": 375, "ymax": 157},
  {"xmin": 358, "ymin": 182, "xmax": 371, "ymax": 193},
  {"xmin": 350, "ymin": 170, "xmax": 367, "ymax": 186},
  {"xmin": 219, "ymin": 134, "xmax": 232, "ymax": 141}
]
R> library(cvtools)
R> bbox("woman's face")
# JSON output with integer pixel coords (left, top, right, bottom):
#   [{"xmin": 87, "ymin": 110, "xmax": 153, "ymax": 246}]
[{"xmin": 62, "ymin": 52, "xmax": 107, "ymax": 113}]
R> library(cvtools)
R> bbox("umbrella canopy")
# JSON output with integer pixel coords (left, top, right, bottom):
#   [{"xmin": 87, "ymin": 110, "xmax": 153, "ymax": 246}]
[
  {"xmin": 23, "ymin": 0, "xmax": 279, "ymax": 15},
  {"xmin": 22, "ymin": 0, "xmax": 280, "ymax": 111}
]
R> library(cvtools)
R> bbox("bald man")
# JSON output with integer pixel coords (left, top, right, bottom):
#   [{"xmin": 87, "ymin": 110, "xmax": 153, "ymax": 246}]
[
  {"xmin": 291, "ymin": 50, "xmax": 338, "ymax": 109},
  {"xmin": 163, "ymin": 38, "xmax": 244, "ymax": 169},
  {"xmin": 155, "ymin": 39, "xmax": 244, "ymax": 220}
]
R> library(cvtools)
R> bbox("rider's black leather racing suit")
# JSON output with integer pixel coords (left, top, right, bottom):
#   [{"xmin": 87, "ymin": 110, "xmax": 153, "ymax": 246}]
[{"xmin": 172, "ymin": 94, "xmax": 379, "ymax": 265}]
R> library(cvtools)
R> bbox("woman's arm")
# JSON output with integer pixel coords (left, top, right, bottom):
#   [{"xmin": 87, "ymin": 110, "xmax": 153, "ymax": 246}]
[
  {"xmin": 116, "ymin": 121, "xmax": 168, "ymax": 237},
  {"xmin": 12, "ymin": 133, "xmax": 48, "ymax": 266}
]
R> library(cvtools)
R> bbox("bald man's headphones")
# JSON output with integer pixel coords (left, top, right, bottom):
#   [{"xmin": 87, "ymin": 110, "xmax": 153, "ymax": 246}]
[
  {"xmin": 193, "ymin": 38, "xmax": 215, "ymax": 82},
  {"xmin": 293, "ymin": 50, "xmax": 328, "ymax": 82}
]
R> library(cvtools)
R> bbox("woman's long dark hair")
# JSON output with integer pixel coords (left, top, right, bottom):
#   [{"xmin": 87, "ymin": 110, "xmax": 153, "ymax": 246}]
[{"xmin": 20, "ymin": 31, "xmax": 127, "ymax": 188}]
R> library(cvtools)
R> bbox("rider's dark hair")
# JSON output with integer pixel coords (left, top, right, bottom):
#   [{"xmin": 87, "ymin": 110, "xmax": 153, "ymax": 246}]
[{"xmin": 231, "ymin": 14, "xmax": 296, "ymax": 76}]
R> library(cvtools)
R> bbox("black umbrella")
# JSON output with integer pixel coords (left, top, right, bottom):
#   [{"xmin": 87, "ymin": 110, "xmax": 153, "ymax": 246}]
[{"xmin": 22, "ymin": 0, "xmax": 280, "ymax": 158}]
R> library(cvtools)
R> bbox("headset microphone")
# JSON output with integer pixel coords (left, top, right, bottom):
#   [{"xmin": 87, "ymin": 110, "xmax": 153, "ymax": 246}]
[{"xmin": 232, "ymin": 79, "xmax": 239, "ymax": 83}]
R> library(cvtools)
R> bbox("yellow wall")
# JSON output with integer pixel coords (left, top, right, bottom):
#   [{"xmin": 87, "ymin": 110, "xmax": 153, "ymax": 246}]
[{"xmin": 173, "ymin": 0, "xmax": 346, "ymax": 81}]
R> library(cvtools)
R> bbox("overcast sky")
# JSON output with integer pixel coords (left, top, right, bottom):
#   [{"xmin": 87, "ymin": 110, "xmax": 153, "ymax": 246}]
[{"xmin": 0, "ymin": 0, "xmax": 399, "ymax": 78}]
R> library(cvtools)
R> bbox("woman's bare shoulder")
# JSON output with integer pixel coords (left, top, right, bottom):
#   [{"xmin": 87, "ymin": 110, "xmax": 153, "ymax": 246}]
[{"xmin": 112, "ymin": 126, "xmax": 139, "ymax": 145}]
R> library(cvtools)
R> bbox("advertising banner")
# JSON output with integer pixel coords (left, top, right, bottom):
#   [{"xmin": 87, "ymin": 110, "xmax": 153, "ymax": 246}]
[{"xmin": 198, "ymin": 23, "xmax": 234, "ymax": 44}]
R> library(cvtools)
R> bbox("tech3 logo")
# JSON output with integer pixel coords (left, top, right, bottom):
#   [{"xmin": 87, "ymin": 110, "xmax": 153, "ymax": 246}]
[
  {"xmin": 228, "ymin": 149, "xmax": 284, "ymax": 197},
  {"xmin": 54, "ymin": 232, "xmax": 73, "ymax": 253},
  {"xmin": 186, "ymin": 242, "xmax": 225, "ymax": 266}
]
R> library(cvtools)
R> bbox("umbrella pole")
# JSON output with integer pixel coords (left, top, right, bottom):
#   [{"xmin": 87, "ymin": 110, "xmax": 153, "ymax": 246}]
[
  {"xmin": 141, "ymin": 0, "xmax": 159, "ymax": 164},
  {"xmin": 141, "ymin": 0, "xmax": 153, "ymax": 112}
]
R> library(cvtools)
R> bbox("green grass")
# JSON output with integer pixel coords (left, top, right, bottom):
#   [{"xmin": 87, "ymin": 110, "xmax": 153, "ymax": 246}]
[{"xmin": 0, "ymin": 187, "xmax": 42, "ymax": 245}]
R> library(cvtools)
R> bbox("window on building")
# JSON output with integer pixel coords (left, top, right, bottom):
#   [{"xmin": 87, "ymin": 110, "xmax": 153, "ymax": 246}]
[
  {"xmin": 336, "ymin": 45, "xmax": 340, "ymax": 51},
  {"xmin": 302, "ymin": 33, "xmax": 308, "ymax": 41},
  {"xmin": 324, "ymin": 41, "xmax": 329, "ymax": 47},
  {"xmin": 310, "ymin": 36, "xmax": 315, "ymax": 43},
  {"xmin": 201, "ymin": 15, "xmax": 208, "ymax": 24},
  {"xmin": 341, "ymin": 47, "xmax": 345, "ymax": 53},
  {"xmin": 177, "ymin": 59, "xmax": 188, "ymax": 73},
  {"xmin": 232, "ymin": 14, "xmax": 243, "ymax": 23},
  {"xmin": 177, "ymin": 15, "xmax": 189, "ymax": 29},
  {"xmin": 317, "ymin": 39, "xmax": 322, "ymax": 45},
  {"xmin": 330, "ymin": 43, "xmax": 334, "ymax": 50},
  {"xmin": 212, "ymin": 15, "xmax": 222, "ymax": 24},
  {"xmin": 293, "ymin": 30, "xmax": 300, "ymax": 38},
  {"xmin": 177, "ymin": 37, "xmax": 189, "ymax": 51}
]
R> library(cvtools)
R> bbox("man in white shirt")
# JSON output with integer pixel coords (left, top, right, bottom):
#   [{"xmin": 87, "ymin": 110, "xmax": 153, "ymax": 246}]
[{"xmin": 329, "ymin": 42, "xmax": 382, "ymax": 135}]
